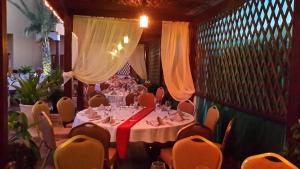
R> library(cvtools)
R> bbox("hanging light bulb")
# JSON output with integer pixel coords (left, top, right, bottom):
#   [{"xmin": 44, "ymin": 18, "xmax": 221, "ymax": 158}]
[
  {"xmin": 123, "ymin": 36, "xmax": 129, "ymax": 44},
  {"xmin": 117, "ymin": 43, "xmax": 123, "ymax": 50},
  {"xmin": 140, "ymin": 15, "xmax": 148, "ymax": 28}
]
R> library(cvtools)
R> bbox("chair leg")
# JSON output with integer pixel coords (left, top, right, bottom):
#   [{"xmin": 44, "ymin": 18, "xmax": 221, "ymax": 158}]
[{"xmin": 41, "ymin": 149, "xmax": 51, "ymax": 169}]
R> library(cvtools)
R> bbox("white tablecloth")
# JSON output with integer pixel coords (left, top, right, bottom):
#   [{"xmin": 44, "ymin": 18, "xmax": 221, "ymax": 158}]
[{"xmin": 73, "ymin": 106, "xmax": 194, "ymax": 143}]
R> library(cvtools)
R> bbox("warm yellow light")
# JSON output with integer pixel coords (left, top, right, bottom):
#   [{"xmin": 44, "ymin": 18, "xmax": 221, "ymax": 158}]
[
  {"xmin": 117, "ymin": 43, "xmax": 123, "ymax": 50},
  {"xmin": 123, "ymin": 36, "xmax": 129, "ymax": 44},
  {"xmin": 140, "ymin": 15, "xmax": 148, "ymax": 28}
]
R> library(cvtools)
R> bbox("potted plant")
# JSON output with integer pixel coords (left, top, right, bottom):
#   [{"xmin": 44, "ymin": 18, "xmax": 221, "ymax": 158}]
[
  {"xmin": 8, "ymin": 0, "xmax": 59, "ymax": 75},
  {"xmin": 12, "ymin": 69, "xmax": 63, "ymax": 125},
  {"xmin": 283, "ymin": 121, "xmax": 300, "ymax": 166},
  {"xmin": 8, "ymin": 111, "xmax": 40, "ymax": 169}
]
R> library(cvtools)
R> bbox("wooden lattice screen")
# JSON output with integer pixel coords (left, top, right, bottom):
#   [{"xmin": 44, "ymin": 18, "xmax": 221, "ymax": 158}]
[{"xmin": 193, "ymin": 0, "xmax": 295, "ymax": 122}]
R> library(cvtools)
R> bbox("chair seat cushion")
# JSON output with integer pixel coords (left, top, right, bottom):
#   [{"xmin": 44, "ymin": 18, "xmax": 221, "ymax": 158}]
[
  {"xmin": 109, "ymin": 147, "xmax": 117, "ymax": 165},
  {"xmin": 160, "ymin": 148, "xmax": 173, "ymax": 168},
  {"xmin": 54, "ymin": 127, "xmax": 71, "ymax": 138}
]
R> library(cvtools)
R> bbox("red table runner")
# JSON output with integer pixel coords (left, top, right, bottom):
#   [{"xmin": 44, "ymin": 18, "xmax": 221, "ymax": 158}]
[{"xmin": 116, "ymin": 107, "xmax": 154, "ymax": 159}]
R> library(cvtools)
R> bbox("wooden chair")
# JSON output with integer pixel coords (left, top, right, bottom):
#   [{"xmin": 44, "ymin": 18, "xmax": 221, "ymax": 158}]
[
  {"xmin": 155, "ymin": 87, "xmax": 165, "ymax": 104},
  {"xmin": 89, "ymin": 94, "xmax": 110, "ymax": 107},
  {"xmin": 54, "ymin": 135, "xmax": 105, "ymax": 169},
  {"xmin": 57, "ymin": 97, "xmax": 75, "ymax": 127},
  {"xmin": 138, "ymin": 92, "xmax": 156, "ymax": 108},
  {"xmin": 100, "ymin": 83, "xmax": 110, "ymax": 91},
  {"xmin": 69, "ymin": 122, "xmax": 117, "ymax": 169},
  {"xmin": 125, "ymin": 93, "xmax": 137, "ymax": 106},
  {"xmin": 173, "ymin": 136, "xmax": 223, "ymax": 169},
  {"xmin": 136, "ymin": 84, "xmax": 148, "ymax": 94},
  {"xmin": 160, "ymin": 123, "xmax": 212, "ymax": 169},
  {"xmin": 86, "ymin": 84, "xmax": 96, "ymax": 99},
  {"xmin": 204, "ymin": 105, "xmax": 220, "ymax": 132},
  {"xmin": 38, "ymin": 111, "xmax": 68, "ymax": 169},
  {"xmin": 177, "ymin": 100, "xmax": 196, "ymax": 116},
  {"xmin": 241, "ymin": 153, "xmax": 298, "ymax": 169},
  {"xmin": 215, "ymin": 119, "xmax": 234, "ymax": 151},
  {"xmin": 32, "ymin": 101, "xmax": 70, "ymax": 138}
]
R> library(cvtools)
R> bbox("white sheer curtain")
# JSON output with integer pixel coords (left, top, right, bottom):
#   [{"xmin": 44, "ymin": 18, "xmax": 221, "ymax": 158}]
[
  {"xmin": 128, "ymin": 44, "xmax": 147, "ymax": 79},
  {"xmin": 72, "ymin": 16, "xmax": 143, "ymax": 84},
  {"xmin": 161, "ymin": 21, "xmax": 195, "ymax": 101}
]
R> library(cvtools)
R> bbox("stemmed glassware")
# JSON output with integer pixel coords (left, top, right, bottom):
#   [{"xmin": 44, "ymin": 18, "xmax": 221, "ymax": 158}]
[
  {"xmin": 165, "ymin": 101, "xmax": 171, "ymax": 115},
  {"xmin": 150, "ymin": 161, "xmax": 166, "ymax": 169}
]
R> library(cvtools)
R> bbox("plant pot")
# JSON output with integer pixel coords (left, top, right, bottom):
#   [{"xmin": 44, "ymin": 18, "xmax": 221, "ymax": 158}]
[
  {"xmin": 19, "ymin": 104, "xmax": 37, "ymax": 137},
  {"xmin": 19, "ymin": 104, "xmax": 34, "ymax": 124}
]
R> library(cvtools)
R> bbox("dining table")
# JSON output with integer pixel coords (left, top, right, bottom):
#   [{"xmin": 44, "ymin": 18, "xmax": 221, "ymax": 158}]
[{"xmin": 73, "ymin": 104, "xmax": 195, "ymax": 143}]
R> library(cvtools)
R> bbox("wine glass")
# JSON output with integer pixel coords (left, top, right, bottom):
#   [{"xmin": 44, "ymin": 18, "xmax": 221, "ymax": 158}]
[
  {"xmin": 150, "ymin": 161, "xmax": 166, "ymax": 169},
  {"xmin": 165, "ymin": 101, "xmax": 171, "ymax": 114}
]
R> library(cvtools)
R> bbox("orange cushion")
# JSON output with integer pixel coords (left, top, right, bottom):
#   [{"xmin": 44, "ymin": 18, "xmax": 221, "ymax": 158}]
[{"xmin": 160, "ymin": 148, "xmax": 173, "ymax": 168}]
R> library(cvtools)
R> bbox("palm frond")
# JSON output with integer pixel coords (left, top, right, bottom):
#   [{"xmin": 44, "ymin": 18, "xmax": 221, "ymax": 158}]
[{"xmin": 8, "ymin": 0, "xmax": 58, "ymax": 38}]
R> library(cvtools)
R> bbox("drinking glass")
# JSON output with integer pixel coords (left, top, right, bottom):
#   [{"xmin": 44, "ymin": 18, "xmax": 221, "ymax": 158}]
[{"xmin": 150, "ymin": 161, "xmax": 166, "ymax": 169}]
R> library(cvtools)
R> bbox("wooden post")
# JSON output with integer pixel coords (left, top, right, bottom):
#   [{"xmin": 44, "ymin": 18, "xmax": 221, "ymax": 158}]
[
  {"xmin": 0, "ymin": 0, "xmax": 8, "ymax": 167},
  {"xmin": 287, "ymin": 1, "xmax": 300, "ymax": 129},
  {"xmin": 64, "ymin": 15, "xmax": 73, "ymax": 97},
  {"xmin": 77, "ymin": 80, "xmax": 84, "ymax": 111},
  {"xmin": 55, "ymin": 40, "xmax": 60, "ymax": 69}
]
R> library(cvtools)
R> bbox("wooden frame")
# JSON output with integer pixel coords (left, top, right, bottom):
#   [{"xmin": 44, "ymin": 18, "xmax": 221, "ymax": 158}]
[{"xmin": 0, "ymin": 0, "xmax": 8, "ymax": 167}]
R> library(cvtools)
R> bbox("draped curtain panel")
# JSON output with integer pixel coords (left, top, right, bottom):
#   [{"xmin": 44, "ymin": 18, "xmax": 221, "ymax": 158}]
[
  {"xmin": 128, "ymin": 44, "xmax": 147, "ymax": 79},
  {"xmin": 72, "ymin": 16, "xmax": 143, "ymax": 84},
  {"xmin": 161, "ymin": 21, "xmax": 195, "ymax": 101}
]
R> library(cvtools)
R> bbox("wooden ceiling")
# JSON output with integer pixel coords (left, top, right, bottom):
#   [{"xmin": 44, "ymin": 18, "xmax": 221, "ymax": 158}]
[
  {"xmin": 48, "ymin": 0, "xmax": 230, "ymax": 42},
  {"xmin": 64, "ymin": 0, "xmax": 224, "ymax": 21}
]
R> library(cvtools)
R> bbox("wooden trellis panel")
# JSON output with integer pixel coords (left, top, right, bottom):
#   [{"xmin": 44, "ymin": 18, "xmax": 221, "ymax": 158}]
[{"xmin": 193, "ymin": 0, "xmax": 294, "ymax": 122}]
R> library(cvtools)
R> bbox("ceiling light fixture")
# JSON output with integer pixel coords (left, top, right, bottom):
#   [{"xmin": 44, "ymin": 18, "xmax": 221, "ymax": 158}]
[
  {"xmin": 123, "ymin": 36, "xmax": 129, "ymax": 44},
  {"xmin": 140, "ymin": 15, "xmax": 148, "ymax": 28},
  {"xmin": 117, "ymin": 43, "xmax": 123, "ymax": 50}
]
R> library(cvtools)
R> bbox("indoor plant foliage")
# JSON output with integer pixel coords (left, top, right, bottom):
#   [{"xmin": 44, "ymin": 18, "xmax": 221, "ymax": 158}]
[
  {"xmin": 283, "ymin": 122, "xmax": 300, "ymax": 166},
  {"xmin": 12, "ymin": 69, "xmax": 63, "ymax": 105},
  {"xmin": 8, "ymin": 0, "xmax": 59, "ymax": 75},
  {"xmin": 8, "ymin": 111, "xmax": 40, "ymax": 169}
]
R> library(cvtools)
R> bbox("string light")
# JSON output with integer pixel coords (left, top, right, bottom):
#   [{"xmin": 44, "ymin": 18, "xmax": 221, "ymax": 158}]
[
  {"xmin": 117, "ymin": 43, "xmax": 123, "ymax": 50},
  {"xmin": 123, "ymin": 36, "xmax": 129, "ymax": 44},
  {"xmin": 44, "ymin": 0, "xmax": 64, "ymax": 23}
]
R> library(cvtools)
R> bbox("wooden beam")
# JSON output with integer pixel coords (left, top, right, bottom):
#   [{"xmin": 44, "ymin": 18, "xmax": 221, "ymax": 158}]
[
  {"xmin": 287, "ymin": 0, "xmax": 300, "ymax": 129},
  {"xmin": 0, "ymin": 0, "xmax": 8, "ymax": 167},
  {"xmin": 63, "ymin": 15, "xmax": 73, "ymax": 97},
  {"xmin": 55, "ymin": 40, "xmax": 60, "ymax": 69},
  {"xmin": 77, "ymin": 80, "xmax": 84, "ymax": 111},
  {"xmin": 69, "ymin": 8, "xmax": 193, "ymax": 22},
  {"xmin": 192, "ymin": 0, "xmax": 246, "ymax": 24}
]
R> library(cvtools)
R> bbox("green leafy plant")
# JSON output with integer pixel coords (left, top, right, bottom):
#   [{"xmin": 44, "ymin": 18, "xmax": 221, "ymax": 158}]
[
  {"xmin": 8, "ymin": 111, "xmax": 40, "ymax": 168},
  {"xmin": 13, "ymin": 69, "xmax": 63, "ymax": 105},
  {"xmin": 17, "ymin": 66, "xmax": 34, "ymax": 75},
  {"xmin": 8, "ymin": 0, "xmax": 59, "ymax": 75}
]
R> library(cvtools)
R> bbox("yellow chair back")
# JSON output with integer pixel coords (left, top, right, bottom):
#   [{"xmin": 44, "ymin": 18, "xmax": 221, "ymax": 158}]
[
  {"xmin": 173, "ymin": 135, "xmax": 223, "ymax": 169},
  {"xmin": 177, "ymin": 100, "xmax": 195, "ymax": 116},
  {"xmin": 57, "ymin": 97, "xmax": 75, "ymax": 123},
  {"xmin": 54, "ymin": 135, "xmax": 105, "ymax": 169},
  {"xmin": 138, "ymin": 92, "xmax": 156, "ymax": 108},
  {"xmin": 88, "ymin": 94, "xmax": 109, "ymax": 107},
  {"xmin": 242, "ymin": 153, "xmax": 298, "ymax": 169},
  {"xmin": 204, "ymin": 105, "xmax": 220, "ymax": 132}
]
